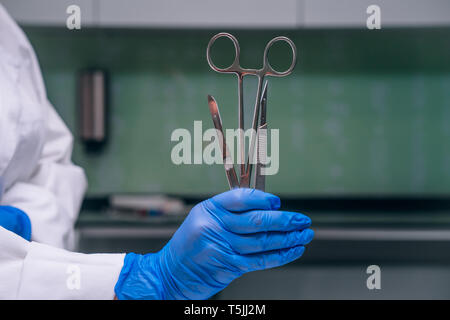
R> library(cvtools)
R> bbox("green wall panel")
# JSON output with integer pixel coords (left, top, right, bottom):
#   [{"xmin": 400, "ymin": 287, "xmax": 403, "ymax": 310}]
[{"xmin": 24, "ymin": 28, "xmax": 450, "ymax": 196}]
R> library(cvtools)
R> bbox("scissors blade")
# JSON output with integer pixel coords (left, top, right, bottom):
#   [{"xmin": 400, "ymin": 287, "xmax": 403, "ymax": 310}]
[
  {"xmin": 240, "ymin": 78, "xmax": 264, "ymax": 188},
  {"xmin": 254, "ymin": 81, "xmax": 268, "ymax": 191},
  {"xmin": 207, "ymin": 95, "xmax": 239, "ymax": 189}
]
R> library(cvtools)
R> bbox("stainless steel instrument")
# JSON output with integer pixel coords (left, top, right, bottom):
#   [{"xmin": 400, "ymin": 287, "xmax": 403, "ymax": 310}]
[{"xmin": 206, "ymin": 32, "xmax": 297, "ymax": 191}]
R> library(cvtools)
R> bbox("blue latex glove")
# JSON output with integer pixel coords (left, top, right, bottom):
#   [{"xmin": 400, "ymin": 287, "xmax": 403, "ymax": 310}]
[
  {"xmin": 0, "ymin": 205, "xmax": 32, "ymax": 241},
  {"xmin": 115, "ymin": 188, "xmax": 314, "ymax": 300}
]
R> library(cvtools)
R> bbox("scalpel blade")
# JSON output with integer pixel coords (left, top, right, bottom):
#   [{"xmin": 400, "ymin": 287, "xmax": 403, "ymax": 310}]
[{"xmin": 208, "ymin": 95, "xmax": 239, "ymax": 189}]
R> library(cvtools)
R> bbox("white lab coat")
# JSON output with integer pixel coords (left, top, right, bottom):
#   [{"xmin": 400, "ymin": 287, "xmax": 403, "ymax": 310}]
[{"xmin": 0, "ymin": 5, "xmax": 125, "ymax": 299}]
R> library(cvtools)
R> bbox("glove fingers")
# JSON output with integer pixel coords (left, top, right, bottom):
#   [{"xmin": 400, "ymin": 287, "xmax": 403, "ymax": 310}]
[
  {"xmin": 227, "ymin": 228, "xmax": 314, "ymax": 254},
  {"xmin": 238, "ymin": 246, "xmax": 306, "ymax": 273},
  {"xmin": 219, "ymin": 210, "xmax": 311, "ymax": 234},
  {"xmin": 210, "ymin": 188, "xmax": 280, "ymax": 212}
]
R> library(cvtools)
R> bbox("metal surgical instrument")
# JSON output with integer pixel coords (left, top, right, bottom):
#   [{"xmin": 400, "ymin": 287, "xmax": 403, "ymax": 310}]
[{"xmin": 206, "ymin": 32, "xmax": 297, "ymax": 191}]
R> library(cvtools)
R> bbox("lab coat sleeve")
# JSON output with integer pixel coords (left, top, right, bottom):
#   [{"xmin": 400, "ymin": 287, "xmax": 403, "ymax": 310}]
[
  {"xmin": 0, "ymin": 227, "xmax": 125, "ymax": 299},
  {"xmin": 1, "ymin": 101, "xmax": 87, "ymax": 250}
]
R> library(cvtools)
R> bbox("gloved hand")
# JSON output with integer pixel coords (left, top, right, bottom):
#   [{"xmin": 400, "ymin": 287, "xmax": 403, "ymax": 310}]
[
  {"xmin": 0, "ymin": 205, "xmax": 32, "ymax": 241},
  {"xmin": 114, "ymin": 188, "xmax": 314, "ymax": 300}
]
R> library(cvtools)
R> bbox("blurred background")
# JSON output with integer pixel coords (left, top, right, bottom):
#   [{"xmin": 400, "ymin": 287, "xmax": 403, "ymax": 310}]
[{"xmin": 2, "ymin": 0, "xmax": 450, "ymax": 298}]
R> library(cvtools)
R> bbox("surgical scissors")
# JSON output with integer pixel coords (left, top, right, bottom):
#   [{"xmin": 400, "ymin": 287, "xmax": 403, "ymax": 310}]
[{"xmin": 206, "ymin": 32, "xmax": 297, "ymax": 190}]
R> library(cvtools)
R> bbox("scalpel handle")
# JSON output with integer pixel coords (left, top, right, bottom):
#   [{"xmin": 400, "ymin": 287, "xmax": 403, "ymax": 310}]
[
  {"xmin": 254, "ymin": 81, "xmax": 268, "ymax": 191},
  {"xmin": 254, "ymin": 123, "xmax": 267, "ymax": 191}
]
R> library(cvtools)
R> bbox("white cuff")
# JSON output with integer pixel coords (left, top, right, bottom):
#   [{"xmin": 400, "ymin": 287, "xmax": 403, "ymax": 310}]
[{"xmin": 17, "ymin": 241, "xmax": 125, "ymax": 299}]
